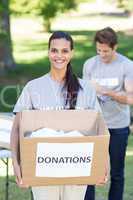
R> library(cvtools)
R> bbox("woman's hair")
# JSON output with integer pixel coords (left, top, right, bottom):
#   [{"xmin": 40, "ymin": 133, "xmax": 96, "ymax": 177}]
[
  {"xmin": 94, "ymin": 27, "xmax": 118, "ymax": 49},
  {"xmin": 48, "ymin": 31, "xmax": 82, "ymax": 109}
]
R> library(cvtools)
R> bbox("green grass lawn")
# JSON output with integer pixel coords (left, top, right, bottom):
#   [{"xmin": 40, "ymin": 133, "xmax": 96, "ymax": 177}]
[{"xmin": 0, "ymin": 134, "xmax": 133, "ymax": 200}]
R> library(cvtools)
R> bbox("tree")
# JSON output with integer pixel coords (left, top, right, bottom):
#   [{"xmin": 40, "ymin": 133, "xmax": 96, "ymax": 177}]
[
  {"xmin": 117, "ymin": 0, "xmax": 124, "ymax": 7},
  {"xmin": 10, "ymin": 0, "xmax": 39, "ymax": 15},
  {"xmin": 0, "ymin": 0, "xmax": 15, "ymax": 72},
  {"xmin": 39, "ymin": 0, "xmax": 76, "ymax": 32},
  {"xmin": 11, "ymin": 0, "xmax": 77, "ymax": 32}
]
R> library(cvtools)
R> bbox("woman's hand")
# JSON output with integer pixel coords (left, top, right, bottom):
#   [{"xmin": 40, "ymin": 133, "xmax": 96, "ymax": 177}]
[
  {"xmin": 96, "ymin": 172, "xmax": 108, "ymax": 186},
  {"xmin": 13, "ymin": 160, "xmax": 29, "ymax": 188},
  {"xmin": 96, "ymin": 161, "xmax": 109, "ymax": 186}
]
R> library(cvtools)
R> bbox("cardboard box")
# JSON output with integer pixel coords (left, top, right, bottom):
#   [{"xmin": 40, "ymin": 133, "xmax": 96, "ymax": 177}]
[{"xmin": 19, "ymin": 110, "xmax": 109, "ymax": 186}]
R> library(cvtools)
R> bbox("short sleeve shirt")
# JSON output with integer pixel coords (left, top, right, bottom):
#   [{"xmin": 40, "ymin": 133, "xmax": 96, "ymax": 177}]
[
  {"xmin": 13, "ymin": 73, "xmax": 101, "ymax": 113},
  {"xmin": 83, "ymin": 53, "xmax": 133, "ymax": 128}
]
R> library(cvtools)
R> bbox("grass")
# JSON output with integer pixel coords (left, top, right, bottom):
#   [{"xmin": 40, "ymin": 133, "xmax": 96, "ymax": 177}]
[
  {"xmin": 0, "ymin": 177, "xmax": 31, "ymax": 200},
  {"xmin": 0, "ymin": 159, "xmax": 31, "ymax": 200}
]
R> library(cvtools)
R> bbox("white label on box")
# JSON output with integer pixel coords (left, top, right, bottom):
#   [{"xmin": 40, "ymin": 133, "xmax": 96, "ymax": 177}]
[{"xmin": 35, "ymin": 143, "xmax": 94, "ymax": 177}]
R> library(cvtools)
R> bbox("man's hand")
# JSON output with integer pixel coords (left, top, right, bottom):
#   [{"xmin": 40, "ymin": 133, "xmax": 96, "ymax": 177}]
[
  {"xmin": 91, "ymin": 80, "xmax": 110, "ymax": 95},
  {"xmin": 91, "ymin": 79, "xmax": 133, "ymax": 105}
]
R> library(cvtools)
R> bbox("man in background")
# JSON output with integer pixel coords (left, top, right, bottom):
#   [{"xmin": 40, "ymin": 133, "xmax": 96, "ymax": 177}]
[{"xmin": 83, "ymin": 27, "xmax": 133, "ymax": 200}]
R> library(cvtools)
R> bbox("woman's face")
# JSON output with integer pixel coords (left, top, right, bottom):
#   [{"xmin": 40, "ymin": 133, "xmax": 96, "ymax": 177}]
[{"xmin": 48, "ymin": 38, "xmax": 73, "ymax": 71}]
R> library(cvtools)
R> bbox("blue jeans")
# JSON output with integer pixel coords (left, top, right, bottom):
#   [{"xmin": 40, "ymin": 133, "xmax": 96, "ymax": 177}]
[
  {"xmin": 84, "ymin": 127, "xmax": 129, "ymax": 200},
  {"xmin": 84, "ymin": 185, "xmax": 95, "ymax": 200}
]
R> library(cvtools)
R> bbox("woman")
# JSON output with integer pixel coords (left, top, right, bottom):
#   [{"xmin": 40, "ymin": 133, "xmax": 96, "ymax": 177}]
[{"xmin": 10, "ymin": 31, "xmax": 107, "ymax": 200}]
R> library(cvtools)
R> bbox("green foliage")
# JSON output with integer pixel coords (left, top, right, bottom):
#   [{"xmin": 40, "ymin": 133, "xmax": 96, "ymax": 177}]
[
  {"xmin": 0, "ymin": 1, "xmax": 7, "ymax": 28},
  {"xmin": 125, "ymin": 0, "xmax": 133, "ymax": 12},
  {"xmin": 10, "ymin": 0, "xmax": 38, "ymax": 14},
  {"xmin": 76, "ymin": 0, "xmax": 94, "ymax": 3},
  {"xmin": 0, "ymin": 0, "xmax": 12, "ymax": 52},
  {"xmin": 0, "ymin": 4, "xmax": 3, "ymax": 12},
  {"xmin": 0, "ymin": 2, "xmax": 8, "ymax": 41},
  {"xmin": 114, "ymin": 0, "xmax": 133, "ymax": 11},
  {"xmin": 0, "ymin": 0, "xmax": 8, "ymax": 10},
  {"xmin": 10, "ymin": 0, "xmax": 77, "ymax": 31},
  {"xmin": 39, "ymin": 0, "xmax": 76, "ymax": 31},
  {"xmin": 0, "ymin": 30, "xmax": 8, "ymax": 41},
  {"xmin": 117, "ymin": 0, "xmax": 124, "ymax": 7}
]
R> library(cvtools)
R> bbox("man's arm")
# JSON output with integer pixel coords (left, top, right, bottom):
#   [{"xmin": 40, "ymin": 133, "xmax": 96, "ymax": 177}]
[{"xmin": 95, "ymin": 79, "xmax": 133, "ymax": 105}]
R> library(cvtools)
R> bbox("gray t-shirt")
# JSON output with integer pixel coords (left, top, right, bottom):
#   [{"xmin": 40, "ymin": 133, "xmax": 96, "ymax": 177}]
[
  {"xmin": 83, "ymin": 53, "xmax": 133, "ymax": 129},
  {"xmin": 13, "ymin": 73, "xmax": 100, "ymax": 113}
]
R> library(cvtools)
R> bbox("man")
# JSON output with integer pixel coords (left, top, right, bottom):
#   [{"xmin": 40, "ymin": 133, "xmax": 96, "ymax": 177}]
[{"xmin": 83, "ymin": 27, "xmax": 133, "ymax": 200}]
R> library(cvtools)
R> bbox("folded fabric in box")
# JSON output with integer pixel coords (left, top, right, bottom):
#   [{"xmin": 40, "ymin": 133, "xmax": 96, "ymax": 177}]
[{"xmin": 29, "ymin": 128, "xmax": 83, "ymax": 137}]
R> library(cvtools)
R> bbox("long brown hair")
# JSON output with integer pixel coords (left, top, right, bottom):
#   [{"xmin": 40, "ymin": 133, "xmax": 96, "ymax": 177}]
[{"xmin": 48, "ymin": 31, "xmax": 82, "ymax": 109}]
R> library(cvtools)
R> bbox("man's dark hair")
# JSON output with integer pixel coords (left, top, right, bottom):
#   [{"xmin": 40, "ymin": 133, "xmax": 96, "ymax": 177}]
[{"xmin": 94, "ymin": 27, "xmax": 118, "ymax": 48}]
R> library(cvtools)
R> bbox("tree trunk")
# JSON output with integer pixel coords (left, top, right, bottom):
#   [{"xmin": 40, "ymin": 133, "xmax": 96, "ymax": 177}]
[
  {"xmin": 44, "ymin": 18, "xmax": 51, "ymax": 32},
  {"xmin": 0, "ymin": 0, "xmax": 15, "ymax": 72}
]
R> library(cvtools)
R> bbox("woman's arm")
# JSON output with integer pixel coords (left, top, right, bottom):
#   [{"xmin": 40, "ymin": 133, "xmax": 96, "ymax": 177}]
[
  {"xmin": 10, "ymin": 113, "xmax": 20, "ymax": 164},
  {"xmin": 10, "ymin": 113, "xmax": 28, "ymax": 188}
]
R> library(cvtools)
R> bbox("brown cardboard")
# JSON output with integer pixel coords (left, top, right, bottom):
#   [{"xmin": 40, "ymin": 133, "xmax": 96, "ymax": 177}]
[{"xmin": 19, "ymin": 110, "xmax": 109, "ymax": 186}]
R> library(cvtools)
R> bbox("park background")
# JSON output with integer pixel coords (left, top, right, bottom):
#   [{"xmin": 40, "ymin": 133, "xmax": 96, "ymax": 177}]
[{"xmin": 0, "ymin": 0, "xmax": 133, "ymax": 199}]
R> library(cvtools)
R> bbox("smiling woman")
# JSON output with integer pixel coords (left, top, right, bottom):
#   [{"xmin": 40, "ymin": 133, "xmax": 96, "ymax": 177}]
[{"xmin": 10, "ymin": 31, "xmax": 104, "ymax": 200}]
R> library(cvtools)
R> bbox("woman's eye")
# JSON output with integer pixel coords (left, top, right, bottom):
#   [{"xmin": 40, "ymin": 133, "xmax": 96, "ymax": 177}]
[
  {"xmin": 62, "ymin": 49, "xmax": 69, "ymax": 53},
  {"xmin": 51, "ymin": 49, "xmax": 57, "ymax": 53}
]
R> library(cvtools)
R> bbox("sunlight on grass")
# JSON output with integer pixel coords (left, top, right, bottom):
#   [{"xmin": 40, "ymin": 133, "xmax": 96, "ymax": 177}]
[
  {"xmin": 53, "ymin": 14, "xmax": 133, "ymax": 31},
  {"xmin": 13, "ymin": 50, "xmax": 47, "ymax": 63},
  {"xmin": 126, "ymin": 151, "xmax": 133, "ymax": 156},
  {"xmin": 11, "ymin": 17, "xmax": 49, "ymax": 40}
]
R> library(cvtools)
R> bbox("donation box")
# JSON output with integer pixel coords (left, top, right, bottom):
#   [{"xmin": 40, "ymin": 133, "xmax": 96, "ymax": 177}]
[{"xmin": 19, "ymin": 110, "xmax": 109, "ymax": 186}]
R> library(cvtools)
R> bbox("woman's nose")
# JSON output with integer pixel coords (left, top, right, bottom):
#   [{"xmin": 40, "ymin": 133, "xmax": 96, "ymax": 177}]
[{"xmin": 56, "ymin": 52, "xmax": 62, "ymax": 58}]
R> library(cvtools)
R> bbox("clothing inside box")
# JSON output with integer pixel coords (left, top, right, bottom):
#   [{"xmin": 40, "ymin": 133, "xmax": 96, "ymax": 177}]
[{"xmin": 24, "ymin": 128, "xmax": 98, "ymax": 138}]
